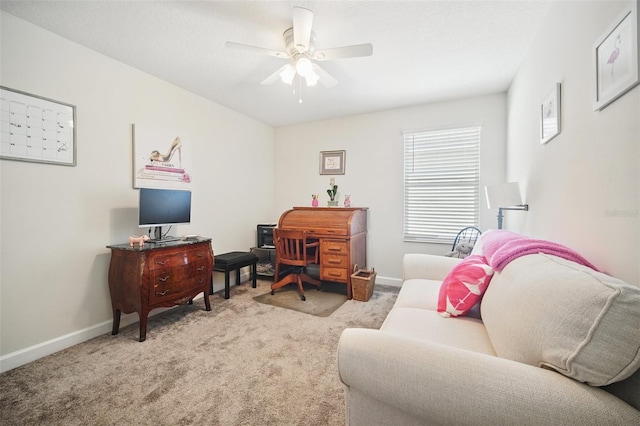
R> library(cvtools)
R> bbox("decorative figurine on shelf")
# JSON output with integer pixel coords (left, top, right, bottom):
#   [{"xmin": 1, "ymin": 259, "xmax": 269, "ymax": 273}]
[
  {"xmin": 311, "ymin": 194, "xmax": 319, "ymax": 207},
  {"xmin": 327, "ymin": 182, "xmax": 339, "ymax": 207},
  {"xmin": 129, "ymin": 235, "xmax": 150, "ymax": 247},
  {"xmin": 344, "ymin": 194, "xmax": 351, "ymax": 208}
]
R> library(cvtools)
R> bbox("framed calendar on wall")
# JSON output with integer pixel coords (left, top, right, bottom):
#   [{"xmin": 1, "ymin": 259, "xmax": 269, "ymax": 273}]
[{"xmin": 0, "ymin": 86, "xmax": 76, "ymax": 166}]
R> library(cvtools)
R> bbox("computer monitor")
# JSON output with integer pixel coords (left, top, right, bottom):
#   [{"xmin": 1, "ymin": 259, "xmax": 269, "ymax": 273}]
[{"xmin": 138, "ymin": 188, "xmax": 191, "ymax": 241}]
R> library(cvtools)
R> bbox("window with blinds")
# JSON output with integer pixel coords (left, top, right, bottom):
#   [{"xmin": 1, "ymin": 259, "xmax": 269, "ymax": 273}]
[{"xmin": 403, "ymin": 125, "xmax": 481, "ymax": 243}]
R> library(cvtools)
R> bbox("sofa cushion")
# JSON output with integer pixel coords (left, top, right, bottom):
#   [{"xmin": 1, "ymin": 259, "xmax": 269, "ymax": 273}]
[
  {"xmin": 396, "ymin": 278, "xmax": 482, "ymax": 319},
  {"xmin": 481, "ymin": 253, "xmax": 640, "ymax": 386},
  {"xmin": 437, "ymin": 255, "xmax": 493, "ymax": 317},
  {"xmin": 381, "ymin": 307, "xmax": 496, "ymax": 355},
  {"xmin": 394, "ymin": 278, "xmax": 442, "ymax": 311}
]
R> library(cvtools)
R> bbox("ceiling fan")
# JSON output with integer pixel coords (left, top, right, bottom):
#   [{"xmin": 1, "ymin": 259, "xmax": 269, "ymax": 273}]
[{"xmin": 225, "ymin": 6, "xmax": 373, "ymax": 90}]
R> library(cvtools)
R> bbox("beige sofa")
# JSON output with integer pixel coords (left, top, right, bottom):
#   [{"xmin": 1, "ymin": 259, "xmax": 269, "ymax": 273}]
[{"xmin": 337, "ymin": 251, "xmax": 640, "ymax": 425}]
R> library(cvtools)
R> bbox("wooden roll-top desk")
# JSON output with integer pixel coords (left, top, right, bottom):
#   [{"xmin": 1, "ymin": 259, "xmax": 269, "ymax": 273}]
[{"xmin": 278, "ymin": 207, "xmax": 368, "ymax": 299}]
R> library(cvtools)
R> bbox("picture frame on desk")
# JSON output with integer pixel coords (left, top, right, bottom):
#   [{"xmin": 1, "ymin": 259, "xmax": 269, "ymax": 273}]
[{"xmin": 320, "ymin": 150, "xmax": 345, "ymax": 175}]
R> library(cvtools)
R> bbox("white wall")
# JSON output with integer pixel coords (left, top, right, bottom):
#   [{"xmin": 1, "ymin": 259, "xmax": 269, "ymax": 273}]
[
  {"xmin": 0, "ymin": 13, "xmax": 275, "ymax": 365},
  {"xmin": 11, "ymin": 0, "xmax": 634, "ymax": 371},
  {"xmin": 507, "ymin": 0, "xmax": 639, "ymax": 284},
  {"xmin": 274, "ymin": 94, "xmax": 507, "ymax": 281}
]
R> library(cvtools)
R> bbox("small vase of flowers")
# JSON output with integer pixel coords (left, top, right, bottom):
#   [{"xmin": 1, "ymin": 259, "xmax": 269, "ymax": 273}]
[{"xmin": 327, "ymin": 183, "xmax": 339, "ymax": 207}]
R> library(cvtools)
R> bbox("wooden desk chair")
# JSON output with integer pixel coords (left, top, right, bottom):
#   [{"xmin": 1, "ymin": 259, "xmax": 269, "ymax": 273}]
[{"xmin": 271, "ymin": 228, "xmax": 321, "ymax": 301}]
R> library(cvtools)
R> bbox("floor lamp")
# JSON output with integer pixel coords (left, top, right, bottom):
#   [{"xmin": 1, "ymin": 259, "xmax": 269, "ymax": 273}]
[{"xmin": 484, "ymin": 182, "xmax": 529, "ymax": 229}]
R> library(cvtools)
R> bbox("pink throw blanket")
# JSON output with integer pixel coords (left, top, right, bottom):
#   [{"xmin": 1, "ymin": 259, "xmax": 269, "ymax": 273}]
[{"xmin": 481, "ymin": 230, "xmax": 599, "ymax": 272}]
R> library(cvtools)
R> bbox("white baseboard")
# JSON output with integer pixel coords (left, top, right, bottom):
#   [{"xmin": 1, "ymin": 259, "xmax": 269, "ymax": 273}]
[
  {"xmin": 1, "ymin": 270, "xmax": 398, "ymax": 373},
  {"xmin": 0, "ymin": 270, "xmax": 251, "ymax": 373},
  {"xmin": 211, "ymin": 269, "xmax": 251, "ymax": 294},
  {"xmin": 376, "ymin": 275, "xmax": 402, "ymax": 287},
  {"xmin": 1, "ymin": 309, "xmax": 145, "ymax": 373}
]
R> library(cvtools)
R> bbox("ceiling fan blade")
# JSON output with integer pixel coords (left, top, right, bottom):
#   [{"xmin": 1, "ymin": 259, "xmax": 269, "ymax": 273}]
[
  {"xmin": 260, "ymin": 65, "xmax": 291, "ymax": 86},
  {"xmin": 313, "ymin": 43, "xmax": 373, "ymax": 61},
  {"xmin": 292, "ymin": 6, "xmax": 313, "ymax": 52},
  {"xmin": 312, "ymin": 63, "xmax": 338, "ymax": 88},
  {"xmin": 225, "ymin": 41, "xmax": 288, "ymax": 59}
]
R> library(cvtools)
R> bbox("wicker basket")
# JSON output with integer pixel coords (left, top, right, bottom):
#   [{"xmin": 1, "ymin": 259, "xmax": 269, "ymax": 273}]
[{"xmin": 351, "ymin": 265, "xmax": 376, "ymax": 302}]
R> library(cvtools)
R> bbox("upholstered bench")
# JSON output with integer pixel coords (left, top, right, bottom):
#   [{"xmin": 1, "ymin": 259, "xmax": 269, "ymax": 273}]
[{"xmin": 213, "ymin": 251, "xmax": 258, "ymax": 299}]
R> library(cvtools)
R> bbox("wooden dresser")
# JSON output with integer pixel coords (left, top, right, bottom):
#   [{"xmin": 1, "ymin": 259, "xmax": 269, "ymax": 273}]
[
  {"xmin": 106, "ymin": 238, "xmax": 213, "ymax": 342},
  {"xmin": 278, "ymin": 207, "xmax": 368, "ymax": 299}
]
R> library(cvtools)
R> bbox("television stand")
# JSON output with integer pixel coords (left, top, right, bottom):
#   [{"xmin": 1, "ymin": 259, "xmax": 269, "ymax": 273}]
[{"xmin": 106, "ymin": 238, "xmax": 213, "ymax": 341}]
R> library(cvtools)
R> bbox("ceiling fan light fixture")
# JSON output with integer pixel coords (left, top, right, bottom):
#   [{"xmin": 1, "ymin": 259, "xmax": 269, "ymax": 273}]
[
  {"xmin": 295, "ymin": 56, "xmax": 313, "ymax": 78},
  {"xmin": 304, "ymin": 72, "xmax": 319, "ymax": 87},
  {"xmin": 279, "ymin": 65, "xmax": 296, "ymax": 84},
  {"xmin": 226, "ymin": 6, "xmax": 372, "ymax": 91}
]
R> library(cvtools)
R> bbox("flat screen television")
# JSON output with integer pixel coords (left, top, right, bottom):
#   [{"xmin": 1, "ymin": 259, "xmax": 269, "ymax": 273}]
[{"xmin": 138, "ymin": 188, "xmax": 191, "ymax": 241}]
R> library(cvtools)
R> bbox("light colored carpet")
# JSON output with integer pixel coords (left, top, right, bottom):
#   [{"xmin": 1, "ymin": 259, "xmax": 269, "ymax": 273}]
[
  {"xmin": 0, "ymin": 279, "xmax": 398, "ymax": 426},
  {"xmin": 254, "ymin": 281, "xmax": 348, "ymax": 317}
]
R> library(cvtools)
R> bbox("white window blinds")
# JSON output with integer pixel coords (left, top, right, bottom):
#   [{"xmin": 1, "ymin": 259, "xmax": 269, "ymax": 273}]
[{"xmin": 403, "ymin": 126, "xmax": 481, "ymax": 243}]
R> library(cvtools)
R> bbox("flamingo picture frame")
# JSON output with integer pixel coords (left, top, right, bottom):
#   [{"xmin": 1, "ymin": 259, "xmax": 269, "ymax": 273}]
[{"xmin": 593, "ymin": 0, "xmax": 640, "ymax": 111}]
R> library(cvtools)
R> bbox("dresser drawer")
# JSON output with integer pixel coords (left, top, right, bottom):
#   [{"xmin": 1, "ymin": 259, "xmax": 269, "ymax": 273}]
[
  {"xmin": 321, "ymin": 240, "xmax": 348, "ymax": 256},
  {"xmin": 150, "ymin": 275, "xmax": 209, "ymax": 304},
  {"xmin": 149, "ymin": 260, "xmax": 209, "ymax": 303},
  {"xmin": 306, "ymin": 227, "xmax": 348, "ymax": 237},
  {"xmin": 151, "ymin": 260, "xmax": 209, "ymax": 285},
  {"xmin": 321, "ymin": 267, "xmax": 348, "ymax": 282},
  {"xmin": 322, "ymin": 255, "xmax": 348, "ymax": 268},
  {"xmin": 148, "ymin": 246, "xmax": 209, "ymax": 270}
]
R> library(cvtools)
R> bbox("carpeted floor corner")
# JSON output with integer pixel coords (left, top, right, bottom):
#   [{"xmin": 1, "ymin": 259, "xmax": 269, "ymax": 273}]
[{"xmin": 0, "ymin": 279, "xmax": 398, "ymax": 426}]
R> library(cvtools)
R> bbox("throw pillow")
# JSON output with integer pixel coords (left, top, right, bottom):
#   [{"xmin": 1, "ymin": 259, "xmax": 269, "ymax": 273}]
[
  {"xmin": 438, "ymin": 255, "xmax": 494, "ymax": 317},
  {"xmin": 470, "ymin": 228, "xmax": 494, "ymax": 257}
]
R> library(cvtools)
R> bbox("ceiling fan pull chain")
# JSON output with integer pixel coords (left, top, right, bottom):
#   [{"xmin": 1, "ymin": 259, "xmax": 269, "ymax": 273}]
[{"xmin": 298, "ymin": 76, "xmax": 303, "ymax": 104}]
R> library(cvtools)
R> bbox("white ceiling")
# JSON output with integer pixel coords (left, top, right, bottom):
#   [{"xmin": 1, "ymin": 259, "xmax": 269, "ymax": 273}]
[{"xmin": 1, "ymin": 0, "xmax": 553, "ymax": 127}]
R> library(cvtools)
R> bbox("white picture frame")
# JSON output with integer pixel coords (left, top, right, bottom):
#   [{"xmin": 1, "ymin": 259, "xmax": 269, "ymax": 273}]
[
  {"xmin": 540, "ymin": 83, "xmax": 561, "ymax": 145},
  {"xmin": 132, "ymin": 123, "xmax": 192, "ymax": 189},
  {"xmin": 1, "ymin": 86, "xmax": 76, "ymax": 166},
  {"xmin": 593, "ymin": 1, "xmax": 640, "ymax": 111}
]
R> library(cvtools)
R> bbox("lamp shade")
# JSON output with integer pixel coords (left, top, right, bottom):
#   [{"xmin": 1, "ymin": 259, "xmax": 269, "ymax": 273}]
[{"xmin": 485, "ymin": 182, "xmax": 523, "ymax": 208}]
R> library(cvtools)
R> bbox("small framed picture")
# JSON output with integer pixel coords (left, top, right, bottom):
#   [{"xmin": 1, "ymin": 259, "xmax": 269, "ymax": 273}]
[
  {"xmin": 593, "ymin": 1, "xmax": 639, "ymax": 111},
  {"xmin": 320, "ymin": 150, "xmax": 346, "ymax": 175},
  {"xmin": 540, "ymin": 83, "xmax": 561, "ymax": 145}
]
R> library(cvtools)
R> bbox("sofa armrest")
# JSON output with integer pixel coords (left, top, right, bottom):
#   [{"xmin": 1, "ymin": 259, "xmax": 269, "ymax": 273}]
[
  {"xmin": 337, "ymin": 329, "xmax": 640, "ymax": 425},
  {"xmin": 402, "ymin": 253, "xmax": 462, "ymax": 281}
]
